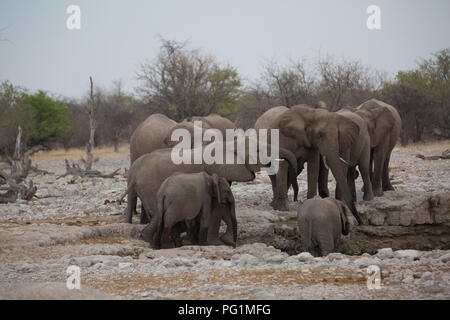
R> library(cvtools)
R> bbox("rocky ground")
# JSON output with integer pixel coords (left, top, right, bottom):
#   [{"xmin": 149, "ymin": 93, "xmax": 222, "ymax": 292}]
[{"xmin": 0, "ymin": 142, "xmax": 449, "ymax": 299}]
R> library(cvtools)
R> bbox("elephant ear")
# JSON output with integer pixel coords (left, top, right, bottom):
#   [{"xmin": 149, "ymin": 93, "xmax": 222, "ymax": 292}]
[
  {"xmin": 333, "ymin": 199, "xmax": 350, "ymax": 235},
  {"xmin": 337, "ymin": 115, "xmax": 359, "ymax": 154},
  {"xmin": 363, "ymin": 102, "xmax": 395, "ymax": 147}
]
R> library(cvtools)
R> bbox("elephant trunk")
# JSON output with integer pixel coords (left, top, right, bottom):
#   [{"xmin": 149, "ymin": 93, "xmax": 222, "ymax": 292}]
[
  {"xmin": 278, "ymin": 147, "xmax": 298, "ymax": 177},
  {"xmin": 326, "ymin": 155, "xmax": 363, "ymax": 225}
]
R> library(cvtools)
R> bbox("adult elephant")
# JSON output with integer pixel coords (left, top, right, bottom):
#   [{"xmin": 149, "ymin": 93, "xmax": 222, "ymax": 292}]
[
  {"xmin": 318, "ymin": 108, "xmax": 374, "ymax": 202},
  {"xmin": 354, "ymin": 99, "xmax": 401, "ymax": 196},
  {"xmin": 129, "ymin": 113, "xmax": 232, "ymax": 223},
  {"xmin": 254, "ymin": 106, "xmax": 318, "ymax": 204},
  {"xmin": 278, "ymin": 105, "xmax": 363, "ymax": 224},
  {"xmin": 125, "ymin": 136, "xmax": 298, "ymax": 246}
]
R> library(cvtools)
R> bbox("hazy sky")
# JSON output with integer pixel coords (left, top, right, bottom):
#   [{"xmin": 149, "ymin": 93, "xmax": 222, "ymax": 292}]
[{"xmin": 1, "ymin": 0, "xmax": 449, "ymax": 98}]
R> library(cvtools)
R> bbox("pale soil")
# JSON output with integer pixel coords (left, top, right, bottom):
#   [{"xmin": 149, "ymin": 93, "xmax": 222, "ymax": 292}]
[{"xmin": 0, "ymin": 141, "xmax": 449, "ymax": 300}]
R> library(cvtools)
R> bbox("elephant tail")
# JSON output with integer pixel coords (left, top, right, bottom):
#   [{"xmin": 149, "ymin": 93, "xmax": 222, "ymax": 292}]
[{"xmin": 117, "ymin": 179, "xmax": 135, "ymax": 205}]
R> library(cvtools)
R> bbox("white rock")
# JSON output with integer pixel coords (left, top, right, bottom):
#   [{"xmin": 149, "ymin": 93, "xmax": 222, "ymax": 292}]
[
  {"xmin": 118, "ymin": 262, "xmax": 133, "ymax": 269},
  {"xmin": 440, "ymin": 253, "xmax": 450, "ymax": 263},
  {"xmin": 394, "ymin": 250, "xmax": 420, "ymax": 260},
  {"xmin": 327, "ymin": 253, "xmax": 346, "ymax": 261},
  {"xmin": 238, "ymin": 254, "xmax": 259, "ymax": 266},
  {"xmin": 296, "ymin": 252, "xmax": 314, "ymax": 262},
  {"xmin": 376, "ymin": 248, "xmax": 394, "ymax": 260}
]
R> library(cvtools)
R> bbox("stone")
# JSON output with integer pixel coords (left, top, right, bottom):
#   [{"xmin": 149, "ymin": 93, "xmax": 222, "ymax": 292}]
[
  {"xmin": 238, "ymin": 254, "xmax": 259, "ymax": 266},
  {"xmin": 118, "ymin": 262, "xmax": 133, "ymax": 269},
  {"xmin": 327, "ymin": 253, "xmax": 346, "ymax": 262},
  {"xmin": 296, "ymin": 252, "xmax": 314, "ymax": 262},
  {"xmin": 376, "ymin": 248, "xmax": 394, "ymax": 260},
  {"xmin": 261, "ymin": 253, "xmax": 287, "ymax": 264},
  {"xmin": 440, "ymin": 253, "xmax": 450, "ymax": 263},
  {"xmin": 394, "ymin": 250, "xmax": 420, "ymax": 260}
]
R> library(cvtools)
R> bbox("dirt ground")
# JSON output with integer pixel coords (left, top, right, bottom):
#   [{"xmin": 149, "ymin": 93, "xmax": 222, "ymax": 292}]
[{"xmin": 0, "ymin": 141, "xmax": 449, "ymax": 299}]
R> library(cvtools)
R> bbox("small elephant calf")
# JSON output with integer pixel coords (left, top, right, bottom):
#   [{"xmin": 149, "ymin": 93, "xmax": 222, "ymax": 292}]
[
  {"xmin": 297, "ymin": 197, "xmax": 351, "ymax": 257},
  {"xmin": 148, "ymin": 171, "xmax": 237, "ymax": 249}
]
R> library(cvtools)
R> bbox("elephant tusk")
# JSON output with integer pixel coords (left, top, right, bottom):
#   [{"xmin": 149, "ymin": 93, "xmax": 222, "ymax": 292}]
[
  {"xmin": 322, "ymin": 156, "xmax": 329, "ymax": 170},
  {"xmin": 339, "ymin": 156, "xmax": 350, "ymax": 166}
]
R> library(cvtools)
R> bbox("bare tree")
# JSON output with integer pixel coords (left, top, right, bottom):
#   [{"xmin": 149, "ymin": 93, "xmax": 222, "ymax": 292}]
[
  {"xmin": 316, "ymin": 55, "xmax": 382, "ymax": 111},
  {"xmin": 81, "ymin": 76, "xmax": 97, "ymax": 170},
  {"xmin": 136, "ymin": 38, "xmax": 241, "ymax": 121},
  {"xmin": 260, "ymin": 59, "xmax": 317, "ymax": 107}
]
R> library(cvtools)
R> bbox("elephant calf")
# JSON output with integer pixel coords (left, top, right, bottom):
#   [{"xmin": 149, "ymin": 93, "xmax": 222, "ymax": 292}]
[
  {"xmin": 150, "ymin": 171, "xmax": 237, "ymax": 249},
  {"xmin": 297, "ymin": 197, "xmax": 350, "ymax": 257}
]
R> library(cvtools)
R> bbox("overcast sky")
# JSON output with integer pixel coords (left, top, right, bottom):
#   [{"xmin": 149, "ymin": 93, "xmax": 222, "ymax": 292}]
[{"xmin": 1, "ymin": 0, "xmax": 449, "ymax": 98}]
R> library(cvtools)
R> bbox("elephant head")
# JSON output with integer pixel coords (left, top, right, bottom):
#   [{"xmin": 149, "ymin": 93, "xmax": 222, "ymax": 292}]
[
  {"xmin": 279, "ymin": 105, "xmax": 363, "ymax": 224},
  {"xmin": 357, "ymin": 100, "xmax": 395, "ymax": 148}
]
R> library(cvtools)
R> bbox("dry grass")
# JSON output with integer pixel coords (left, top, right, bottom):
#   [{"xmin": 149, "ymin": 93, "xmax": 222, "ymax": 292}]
[
  {"xmin": 31, "ymin": 144, "xmax": 130, "ymax": 161},
  {"xmin": 396, "ymin": 140, "xmax": 450, "ymax": 154}
]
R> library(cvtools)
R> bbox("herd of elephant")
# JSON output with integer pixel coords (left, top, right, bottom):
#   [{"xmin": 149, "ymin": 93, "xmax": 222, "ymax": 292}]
[{"xmin": 119, "ymin": 98, "xmax": 401, "ymax": 255}]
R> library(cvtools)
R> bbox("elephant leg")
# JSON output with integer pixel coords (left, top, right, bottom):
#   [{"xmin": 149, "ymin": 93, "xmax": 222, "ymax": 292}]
[
  {"xmin": 359, "ymin": 155, "xmax": 374, "ymax": 201},
  {"xmin": 140, "ymin": 205, "xmax": 150, "ymax": 224},
  {"xmin": 372, "ymin": 144, "xmax": 387, "ymax": 197},
  {"xmin": 288, "ymin": 168, "xmax": 299, "ymax": 202},
  {"xmin": 186, "ymin": 220, "xmax": 199, "ymax": 245},
  {"xmin": 306, "ymin": 151, "xmax": 319, "ymax": 199},
  {"xmin": 125, "ymin": 189, "xmax": 137, "ymax": 223},
  {"xmin": 318, "ymin": 155, "xmax": 330, "ymax": 198},
  {"xmin": 198, "ymin": 205, "xmax": 211, "ymax": 245},
  {"xmin": 382, "ymin": 150, "xmax": 395, "ymax": 191},
  {"xmin": 170, "ymin": 222, "xmax": 184, "ymax": 248},
  {"xmin": 218, "ymin": 204, "xmax": 235, "ymax": 246},
  {"xmin": 269, "ymin": 175, "xmax": 276, "ymax": 206}
]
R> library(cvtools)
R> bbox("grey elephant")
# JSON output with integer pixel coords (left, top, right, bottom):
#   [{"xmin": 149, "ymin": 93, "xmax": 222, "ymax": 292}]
[
  {"xmin": 297, "ymin": 197, "xmax": 350, "ymax": 257},
  {"xmin": 261, "ymin": 104, "xmax": 362, "ymax": 224},
  {"xmin": 124, "ymin": 136, "xmax": 297, "ymax": 246},
  {"xmin": 354, "ymin": 99, "xmax": 401, "ymax": 197},
  {"xmin": 151, "ymin": 172, "xmax": 236, "ymax": 249},
  {"xmin": 254, "ymin": 106, "xmax": 315, "ymax": 203},
  {"xmin": 318, "ymin": 108, "xmax": 374, "ymax": 202}
]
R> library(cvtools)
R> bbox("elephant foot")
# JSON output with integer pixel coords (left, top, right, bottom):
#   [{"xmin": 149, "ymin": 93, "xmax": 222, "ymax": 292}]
[
  {"xmin": 220, "ymin": 233, "xmax": 236, "ymax": 248},
  {"xmin": 206, "ymin": 238, "xmax": 225, "ymax": 246},
  {"xmin": 383, "ymin": 184, "xmax": 395, "ymax": 191},
  {"xmin": 363, "ymin": 192, "xmax": 374, "ymax": 201},
  {"xmin": 318, "ymin": 190, "xmax": 329, "ymax": 198},
  {"xmin": 373, "ymin": 188, "xmax": 383, "ymax": 197}
]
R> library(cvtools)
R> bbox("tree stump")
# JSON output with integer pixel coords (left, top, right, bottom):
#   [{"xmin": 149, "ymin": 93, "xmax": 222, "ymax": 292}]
[{"xmin": 271, "ymin": 159, "xmax": 289, "ymax": 211}]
